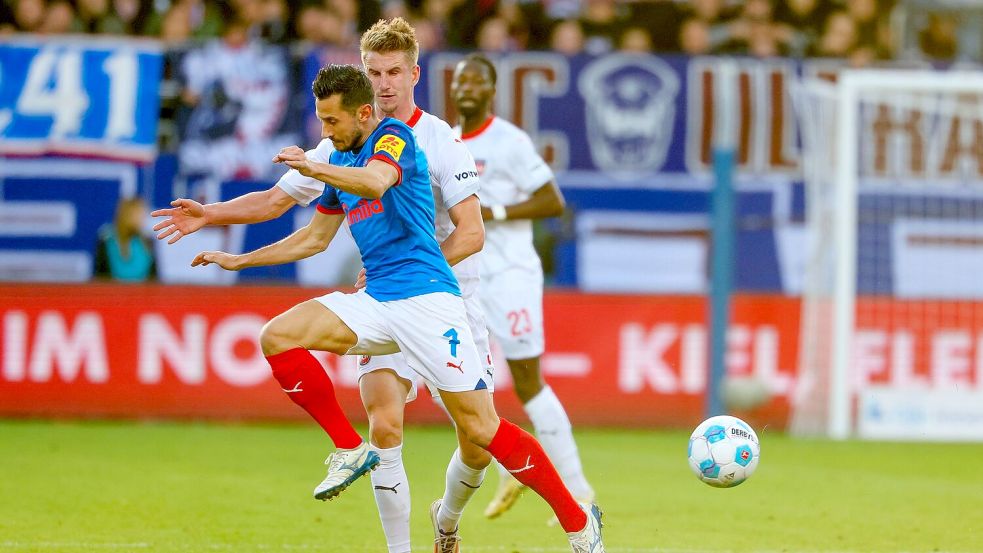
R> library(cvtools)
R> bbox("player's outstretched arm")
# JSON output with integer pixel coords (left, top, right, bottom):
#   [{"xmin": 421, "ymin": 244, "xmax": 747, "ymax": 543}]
[
  {"xmin": 442, "ymin": 195, "xmax": 485, "ymax": 266},
  {"xmin": 191, "ymin": 211, "xmax": 344, "ymax": 271},
  {"xmin": 480, "ymin": 180, "xmax": 566, "ymax": 222},
  {"xmin": 151, "ymin": 187, "xmax": 298, "ymax": 244},
  {"xmin": 274, "ymin": 146, "xmax": 398, "ymax": 199}
]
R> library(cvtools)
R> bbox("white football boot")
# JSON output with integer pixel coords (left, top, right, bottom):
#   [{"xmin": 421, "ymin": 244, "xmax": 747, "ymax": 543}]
[
  {"xmin": 567, "ymin": 503, "xmax": 605, "ymax": 553},
  {"xmin": 313, "ymin": 442, "xmax": 380, "ymax": 501},
  {"xmin": 483, "ymin": 475, "xmax": 526, "ymax": 518},
  {"xmin": 429, "ymin": 499, "xmax": 462, "ymax": 553}
]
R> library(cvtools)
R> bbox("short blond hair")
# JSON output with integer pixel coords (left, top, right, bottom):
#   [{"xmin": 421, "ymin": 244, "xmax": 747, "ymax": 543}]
[{"xmin": 360, "ymin": 17, "xmax": 419, "ymax": 65}]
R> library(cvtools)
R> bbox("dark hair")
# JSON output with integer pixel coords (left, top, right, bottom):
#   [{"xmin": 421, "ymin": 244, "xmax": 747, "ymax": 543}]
[
  {"xmin": 462, "ymin": 53, "xmax": 497, "ymax": 86},
  {"xmin": 311, "ymin": 64, "xmax": 375, "ymax": 111}
]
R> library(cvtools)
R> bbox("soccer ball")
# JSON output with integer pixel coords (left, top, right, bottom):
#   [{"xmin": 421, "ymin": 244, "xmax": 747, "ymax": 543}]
[{"xmin": 687, "ymin": 415, "xmax": 760, "ymax": 488}]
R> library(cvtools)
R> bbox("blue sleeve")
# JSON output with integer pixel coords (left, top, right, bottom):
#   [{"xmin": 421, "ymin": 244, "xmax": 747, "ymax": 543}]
[
  {"xmin": 367, "ymin": 123, "xmax": 417, "ymax": 186},
  {"xmin": 316, "ymin": 186, "xmax": 343, "ymax": 214}
]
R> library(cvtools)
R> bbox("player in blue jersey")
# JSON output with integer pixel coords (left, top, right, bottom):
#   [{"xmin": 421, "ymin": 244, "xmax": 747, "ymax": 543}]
[{"xmin": 193, "ymin": 64, "xmax": 604, "ymax": 552}]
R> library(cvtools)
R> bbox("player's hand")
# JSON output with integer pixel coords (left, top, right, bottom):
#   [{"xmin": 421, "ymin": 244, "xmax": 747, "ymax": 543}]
[
  {"xmin": 151, "ymin": 198, "xmax": 207, "ymax": 244},
  {"xmin": 354, "ymin": 268, "xmax": 366, "ymax": 289},
  {"xmin": 274, "ymin": 146, "xmax": 317, "ymax": 177},
  {"xmin": 191, "ymin": 251, "xmax": 243, "ymax": 271}
]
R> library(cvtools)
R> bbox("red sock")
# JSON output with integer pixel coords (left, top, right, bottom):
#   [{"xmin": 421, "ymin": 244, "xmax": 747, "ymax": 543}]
[
  {"xmin": 266, "ymin": 348, "xmax": 363, "ymax": 449},
  {"xmin": 486, "ymin": 418, "xmax": 587, "ymax": 533}
]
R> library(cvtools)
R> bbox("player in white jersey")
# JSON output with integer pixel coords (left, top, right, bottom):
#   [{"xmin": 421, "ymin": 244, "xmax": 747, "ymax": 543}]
[
  {"xmin": 152, "ymin": 20, "xmax": 605, "ymax": 553},
  {"xmin": 452, "ymin": 54, "xmax": 596, "ymax": 521}
]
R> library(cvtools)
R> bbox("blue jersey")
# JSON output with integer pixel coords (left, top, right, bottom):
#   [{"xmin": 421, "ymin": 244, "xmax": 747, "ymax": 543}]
[{"xmin": 316, "ymin": 118, "xmax": 460, "ymax": 301}]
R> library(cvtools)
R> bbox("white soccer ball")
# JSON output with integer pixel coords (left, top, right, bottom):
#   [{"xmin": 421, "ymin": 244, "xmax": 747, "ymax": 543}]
[{"xmin": 687, "ymin": 415, "xmax": 760, "ymax": 488}]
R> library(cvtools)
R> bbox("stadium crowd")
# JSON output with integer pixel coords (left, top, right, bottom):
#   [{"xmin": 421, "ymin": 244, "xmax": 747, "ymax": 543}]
[{"xmin": 0, "ymin": 0, "xmax": 967, "ymax": 63}]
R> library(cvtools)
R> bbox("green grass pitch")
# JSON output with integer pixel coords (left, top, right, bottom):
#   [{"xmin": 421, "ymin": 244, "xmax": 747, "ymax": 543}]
[{"xmin": 1, "ymin": 419, "xmax": 982, "ymax": 552}]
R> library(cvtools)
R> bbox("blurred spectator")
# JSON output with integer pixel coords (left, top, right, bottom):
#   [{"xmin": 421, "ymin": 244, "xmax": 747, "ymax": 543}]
[
  {"xmin": 550, "ymin": 18, "xmax": 585, "ymax": 56},
  {"xmin": 10, "ymin": 0, "xmax": 46, "ymax": 33},
  {"xmin": 447, "ymin": 0, "xmax": 496, "ymax": 48},
  {"xmin": 409, "ymin": 0, "xmax": 453, "ymax": 51},
  {"xmin": 679, "ymin": 16, "xmax": 712, "ymax": 55},
  {"xmin": 919, "ymin": 12, "xmax": 959, "ymax": 61},
  {"xmin": 774, "ymin": 0, "xmax": 831, "ymax": 56},
  {"xmin": 714, "ymin": 0, "xmax": 788, "ymax": 57},
  {"xmin": 39, "ymin": 0, "xmax": 76, "ymax": 34},
  {"xmin": 578, "ymin": 0, "xmax": 627, "ymax": 54},
  {"xmin": 629, "ymin": 0, "xmax": 682, "ymax": 52},
  {"xmin": 351, "ymin": 0, "xmax": 382, "ymax": 33},
  {"xmin": 145, "ymin": 0, "xmax": 225, "ymax": 42},
  {"xmin": 256, "ymin": 0, "xmax": 289, "ymax": 43},
  {"xmin": 110, "ymin": 0, "xmax": 151, "ymax": 35},
  {"xmin": 496, "ymin": 0, "xmax": 532, "ymax": 50},
  {"xmin": 72, "ymin": 0, "xmax": 119, "ymax": 34},
  {"xmin": 718, "ymin": 0, "xmax": 791, "ymax": 57},
  {"xmin": 808, "ymin": 9, "xmax": 855, "ymax": 58},
  {"xmin": 774, "ymin": 0, "xmax": 830, "ymax": 37},
  {"xmin": 158, "ymin": 2, "xmax": 192, "ymax": 43},
  {"xmin": 177, "ymin": 13, "xmax": 296, "ymax": 179},
  {"xmin": 618, "ymin": 25, "xmax": 653, "ymax": 53},
  {"xmin": 515, "ymin": 1, "xmax": 551, "ymax": 50},
  {"xmin": 330, "ymin": 0, "xmax": 361, "ymax": 44},
  {"xmin": 846, "ymin": 0, "xmax": 893, "ymax": 60},
  {"xmin": 0, "ymin": 1, "xmax": 15, "ymax": 34},
  {"xmin": 381, "ymin": 0, "xmax": 408, "ymax": 20},
  {"xmin": 409, "ymin": 15, "xmax": 442, "ymax": 52},
  {"xmin": 689, "ymin": 0, "xmax": 728, "ymax": 25},
  {"xmin": 542, "ymin": 0, "xmax": 581, "ymax": 20},
  {"xmin": 477, "ymin": 15, "xmax": 515, "ymax": 53},
  {"xmin": 294, "ymin": 4, "xmax": 347, "ymax": 47},
  {"xmin": 94, "ymin": 198, "xmax": 158, "ymax": 282}
]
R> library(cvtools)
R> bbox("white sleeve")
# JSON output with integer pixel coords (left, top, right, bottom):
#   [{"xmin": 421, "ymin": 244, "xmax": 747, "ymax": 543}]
[
  {"xmin": 275, "ymin": 139, "xmax": 333, "ymax": 206},
  {"xmin": 507, "ymin": 132, "xmax": 554, "ymax": 194},
  {"xmin": 181, "ymin": 49, "xmax": 208, "ymax": 97},
  {"xmin": 435, "ymin": 138, "xmax": 481, "ymax": 209}
]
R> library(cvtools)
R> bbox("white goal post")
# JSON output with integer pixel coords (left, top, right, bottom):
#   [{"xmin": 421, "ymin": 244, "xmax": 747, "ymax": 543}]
[{"xmin": 792, "ymin": 69, "xmax": 983, "ymax": 440}]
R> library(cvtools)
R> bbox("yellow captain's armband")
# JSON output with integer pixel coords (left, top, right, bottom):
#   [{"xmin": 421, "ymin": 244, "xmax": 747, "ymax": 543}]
[{"xmin": 374, "ymin": 134, "xmax": 406, "ymax": 161}]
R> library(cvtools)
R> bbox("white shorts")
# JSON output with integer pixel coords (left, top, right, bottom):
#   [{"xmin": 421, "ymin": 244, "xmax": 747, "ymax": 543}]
[
  {"xmin": 480, "ymin": 267, "xmax": 545, "ymax": 359},
  {"xmin": 359, "ymin": 289, "xmax": 495, "ymax": 399},
  {"xmin": 315, "ymin": 290, "xmax": 488, "ymax": 393}
]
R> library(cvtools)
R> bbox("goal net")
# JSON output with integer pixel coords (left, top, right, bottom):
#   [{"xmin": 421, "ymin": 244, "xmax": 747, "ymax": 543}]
[{"xmin": 791, "ymin": 69, "xmax": 983, "ymax": 440}]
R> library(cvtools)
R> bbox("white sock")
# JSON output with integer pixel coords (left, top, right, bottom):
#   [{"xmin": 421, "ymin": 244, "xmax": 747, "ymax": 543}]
[
  {"xmin": 524, "ymin": 385, "xmax": 594, "ymax": 499},
  {"xmin": 369, "ymin": 444, "xmax": 411, "ymax": 553},
  {"xmin": 495, "ymin": 458, "xmax": 510, "ymax": 481},
  {"xmin": 437, "ymin": 448, "xmax": 486, "ymax": 533}
]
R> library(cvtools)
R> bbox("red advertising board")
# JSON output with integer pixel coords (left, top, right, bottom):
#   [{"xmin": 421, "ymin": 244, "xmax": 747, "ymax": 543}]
[{"xmin": 1, "ymin": 284, "xmax": 804, "ymax": 428}]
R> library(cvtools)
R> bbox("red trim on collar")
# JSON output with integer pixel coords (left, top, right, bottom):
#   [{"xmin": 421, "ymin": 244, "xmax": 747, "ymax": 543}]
[
  {"xmin": 460, "ymin": 116, "xmax": 495, "ymax": 140},
  {"xmin": 406, "ymin": 107, "xmax": 424, "ymax": 128}
]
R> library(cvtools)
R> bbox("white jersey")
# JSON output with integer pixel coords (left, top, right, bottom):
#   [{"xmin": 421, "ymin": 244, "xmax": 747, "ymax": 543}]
[
  {"xmin": 457, "ymin": 116, "xmax": 554, "ymax": 276},
  {"xmin": 277, "ymin": 108, "xmax": 482, "ymax": 294}
]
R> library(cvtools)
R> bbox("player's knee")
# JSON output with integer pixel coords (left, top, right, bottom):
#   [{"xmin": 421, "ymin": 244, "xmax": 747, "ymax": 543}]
[
  {"xmin": 513, "ymin": 380, "xmax": 542, "ymax": 404},
  {"xmin": 508, "ymin": 359, "xmax": 544, "ymax": 403},
  {"xmin": 457, "ymin": 415, "xmax": 497, "ymax": 448},
  {"xmin": 259, "ymin": 319, "xmax": 294, "ymax": 356},
  {"xmin": 368, "ymin": 415, "xmax": 403, "ymax": 449},
  {"xmin": 459, "ymin": 441, "xmax": 493, "ymax": 469}
]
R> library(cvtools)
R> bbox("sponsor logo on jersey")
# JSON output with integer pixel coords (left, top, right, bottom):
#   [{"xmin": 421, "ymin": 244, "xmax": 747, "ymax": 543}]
[
  {"xmin": 374, "ymin": 134, "xmax": 406, "ymax": 161},
  {"xmin": 343, "ymin": 199, "xmax": 385, "ymax": 226},
  {"xmin": 454, "ymin": 170, "xmax": 478, "ymax": 181},
  {"xmin": 359, "ymin": 355, "xmax": 372, "ymax": 366}
]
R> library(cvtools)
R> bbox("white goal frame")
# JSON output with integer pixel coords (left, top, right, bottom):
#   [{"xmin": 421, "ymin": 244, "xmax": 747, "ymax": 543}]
[{"xmin": 800, "ymin": 69, "xmax": 983, "ymax": 440}]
